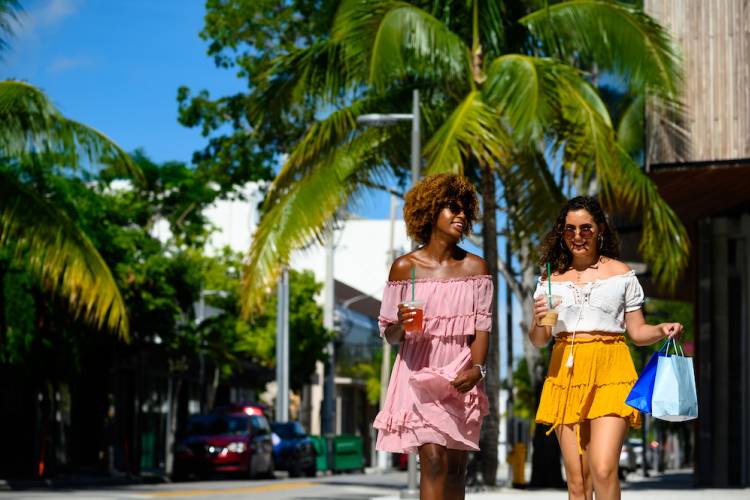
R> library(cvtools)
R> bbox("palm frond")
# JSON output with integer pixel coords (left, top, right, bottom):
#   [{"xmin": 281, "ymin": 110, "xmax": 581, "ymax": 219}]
[
  {"xmin": 0, "ymin": 0, "xmax": 21, "ymax": 55},
  {"xmin": 483, "ymin": 55, "xmax": 560, "ymax": 141},
  {"xmin": 333, "ymin": 0, "xmax": 471, "ymax": 95},
  {"xmin": 520, "ymin": 0, "xmax": 683, "ymax": 100},
  {"xmin": 423, "ymin": 91, "xmax": 510, "ymax": 175},
  {"xmin": 501, "ymin": 146, "xmax": 566, "ymax": 248},
  {"xmin": 241, "ymin": 128, "xmax": 390, "ymax": 316},
  {"xmin": 272, "ymin": 93, "xmax": 411, "ymax": 196},
  {"xmin": 0, "ymin": 171, "xmax": 129, "ymax": 338},
  {"xmin": 616, "ymin": 94, "xmax": 645, "ymax": 158},
  {"xmin": 598, "ymin": 147, "xmax": 689, "ymax": 289},
  {"xmin": 0, "ymin": 81, "xmax": 141, "ymax": 180},
  {"xmin": 248, "ymin": 40, "xmax": 355, "ymax": 125}
]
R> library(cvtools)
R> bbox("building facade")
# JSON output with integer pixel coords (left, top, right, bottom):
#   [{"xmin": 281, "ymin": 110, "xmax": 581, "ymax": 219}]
[{"xmin": 644, "ymin": 0, "xmax": 750, "ymax": 487}]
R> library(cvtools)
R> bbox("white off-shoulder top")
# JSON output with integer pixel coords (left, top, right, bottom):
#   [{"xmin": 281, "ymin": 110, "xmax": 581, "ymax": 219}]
[{"xmin": 534, "ymin": 270, "xmax": 645, "ymax": 336}]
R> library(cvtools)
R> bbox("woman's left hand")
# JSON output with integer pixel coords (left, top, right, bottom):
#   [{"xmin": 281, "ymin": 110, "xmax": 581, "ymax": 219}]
[
  {"xmin": 450, "ymin": 367, "xmax": 482, "ymax": 393},
  {"xmin": 661, "ymin": 322, "xmax": 684, "ymax": 339}
]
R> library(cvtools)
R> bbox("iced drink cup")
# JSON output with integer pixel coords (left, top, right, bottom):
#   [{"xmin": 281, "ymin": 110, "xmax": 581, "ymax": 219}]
[
  {"xmin": 400, "ymin": 300, "xmax": 425, "ymax": 334},
  {"xmin": 539, "ymin": 294, "xmax": 562, "ymax": 327}
]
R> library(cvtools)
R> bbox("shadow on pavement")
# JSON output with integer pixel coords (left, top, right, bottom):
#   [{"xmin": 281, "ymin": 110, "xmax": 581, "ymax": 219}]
[{"xmin": 622, "ymin": 469, "xmax": 694, "ymax": 490}]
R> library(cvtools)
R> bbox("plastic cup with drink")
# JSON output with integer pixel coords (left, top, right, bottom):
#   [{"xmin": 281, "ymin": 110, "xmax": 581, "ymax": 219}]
[
  {"xmin": 399, "ymin": 300, "xmax": 425, "ymax": 335},
  {"xmin": 539, "ymin": 294, "xmax": 563, "ymax": 327}
]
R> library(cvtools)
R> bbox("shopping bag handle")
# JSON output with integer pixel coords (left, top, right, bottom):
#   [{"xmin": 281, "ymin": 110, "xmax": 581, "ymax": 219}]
[{"xmin": 659, "ymin": 338, "xmax": 685, "ymax": 357}]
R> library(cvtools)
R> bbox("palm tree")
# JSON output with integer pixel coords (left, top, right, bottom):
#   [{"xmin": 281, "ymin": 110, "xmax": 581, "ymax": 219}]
[
  {"xmin": 0, "ymin": 1, "xmax": 139, "ymax": 338},
  {"xmin": 241, "ymin": 0, "xmax": 687, "ymax": 484}
]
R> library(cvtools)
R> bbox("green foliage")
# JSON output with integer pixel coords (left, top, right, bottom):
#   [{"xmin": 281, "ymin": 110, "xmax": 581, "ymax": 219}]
[
  {"xmin": 629, "ymin": 298, "xmax": 694, "ymax": 370},
  {"xmin": 338, "ymin": 345, "xmax": 383, "ymax": 406},
  {"xmin": 176, "ymin": 0, "xmax": 337, "ymax": 192},
  {"xmin": 202, "ymin": 0, "xmax": 690, "ymax": 310},
  {"xmin": 0, "ymin": 259, "xmax": 35, "ymax": 364}
]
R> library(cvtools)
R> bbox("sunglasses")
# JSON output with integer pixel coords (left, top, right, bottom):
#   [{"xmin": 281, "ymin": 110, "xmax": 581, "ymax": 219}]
[
  {"xmin": 563, "ymin": 225, "xmax": 595, "ymax": 239},
  {"xmin": 445, "ymin": 202, "xmax": 465, "ymax": 214}
]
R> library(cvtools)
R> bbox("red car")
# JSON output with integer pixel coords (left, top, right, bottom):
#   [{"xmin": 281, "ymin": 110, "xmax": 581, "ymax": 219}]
[{"xmin": 173, "ymin": 407, "xmax": 274, "ymax": 480}]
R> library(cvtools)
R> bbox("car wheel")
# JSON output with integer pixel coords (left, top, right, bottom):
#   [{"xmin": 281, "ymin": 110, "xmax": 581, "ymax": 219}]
[
  {"xmin": 304, "ymin": 465, "xmax": 317, "ymax": 478},
  {"xmin": 618, "ymin": 467, "xmax": 627, "ymax": 481},
  {"xmin": 289, "ymin": 463, "xmax": 302, "ymax": 478}
]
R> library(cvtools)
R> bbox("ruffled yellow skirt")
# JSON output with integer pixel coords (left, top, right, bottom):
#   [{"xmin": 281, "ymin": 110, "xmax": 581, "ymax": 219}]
[{"xmin": 535, "ymin": 335, "xmax": 641, "ymax": 453}]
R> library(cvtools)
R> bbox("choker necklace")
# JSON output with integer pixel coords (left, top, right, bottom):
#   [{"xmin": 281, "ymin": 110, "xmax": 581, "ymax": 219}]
[{"xmin": 572, "ymin": 257, "xmax": 601, "ymax": 283}]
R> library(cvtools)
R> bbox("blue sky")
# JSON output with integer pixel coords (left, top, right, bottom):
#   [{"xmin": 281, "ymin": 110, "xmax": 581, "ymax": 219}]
[
  {"xmin": 5, "ymin": 0, "xmax": 403, "ymax": 218},
  {"xmin": 8, "ymin": 0, "xmax": 525, "ymax": 371},
  {"xmin": 6, "ymin": 0, "xmax": 241, "ymax": 165}
]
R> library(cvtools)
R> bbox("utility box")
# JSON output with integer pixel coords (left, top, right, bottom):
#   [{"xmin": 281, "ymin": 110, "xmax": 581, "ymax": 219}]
[{"xmin": 330, "ymin": 435, "xmax": 364, "ymax": 473}]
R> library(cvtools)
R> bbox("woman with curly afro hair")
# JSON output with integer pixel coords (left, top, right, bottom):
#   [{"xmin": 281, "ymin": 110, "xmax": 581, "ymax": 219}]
[
  {"xmin": 529, "ymin": 196, "xmax": 683, "ymax": 500},
  {"xmin": 374, "ymin": 173, "xmax": 493, "ymax": 499}
]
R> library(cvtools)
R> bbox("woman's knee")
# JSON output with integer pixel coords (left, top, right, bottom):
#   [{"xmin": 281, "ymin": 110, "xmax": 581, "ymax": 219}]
[
  {"xmin": 566, "ymin": 473, "xmax": 587, "ymax": 496},
  {"xmin": 420, "ymin": 449, "xmax": 449, "ymax": 480},
  {"xmin": 590, "ymin": 462, "xmax": 618, "ymax": 484}
]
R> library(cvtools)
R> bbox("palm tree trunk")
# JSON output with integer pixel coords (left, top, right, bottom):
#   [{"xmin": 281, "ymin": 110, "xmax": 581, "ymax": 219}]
[
  {"xmin": 516, "ymin": 241, "xmax": 565, "ymax": 488},
  {"xmin": 478, "ymin": 162, "xmax": 499, "ymax": 485}
]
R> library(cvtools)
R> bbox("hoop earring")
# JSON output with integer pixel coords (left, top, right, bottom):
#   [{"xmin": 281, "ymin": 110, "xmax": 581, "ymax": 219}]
[
  {"xmin": 598, "ymin": 234, "xmax": 604, "ymax": 250},
  {"xmin": 560, "ymin": 238, "xmax": 567, "ymax": 251}
]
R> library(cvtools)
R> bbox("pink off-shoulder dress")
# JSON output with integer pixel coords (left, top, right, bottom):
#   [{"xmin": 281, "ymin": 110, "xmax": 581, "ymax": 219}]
[{"xmin": 374, "ymin": 275, "xmax": 494, "ymax": 453}]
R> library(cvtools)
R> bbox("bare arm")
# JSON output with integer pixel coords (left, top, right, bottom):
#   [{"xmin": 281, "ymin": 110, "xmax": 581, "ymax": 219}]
[
  {"xmin": 625, "ymin": 308, "xmax": 683, "ymax": 346},
  {"xmin": 382, "ymin": 255, "xmax": 417, "ymax": 345}
]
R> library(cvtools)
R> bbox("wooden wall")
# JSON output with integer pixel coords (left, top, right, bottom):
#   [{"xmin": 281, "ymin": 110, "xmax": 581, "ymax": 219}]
[{"xmin": 644, "ymin": 0, "xmax": 750, "ymax": 164}]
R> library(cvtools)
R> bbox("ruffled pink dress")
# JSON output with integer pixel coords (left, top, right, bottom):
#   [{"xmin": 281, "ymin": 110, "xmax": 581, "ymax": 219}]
[{"xmin": 374, "ymin": 275, "xmax": 494, "ymax": 453}]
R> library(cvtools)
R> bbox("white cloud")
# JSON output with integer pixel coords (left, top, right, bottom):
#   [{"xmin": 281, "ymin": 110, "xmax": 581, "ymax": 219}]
[
  {"xmin": 13, "ymin": 0, "xmax": 83, "ymax": 41},
  {"xmin": 48, "ymin": 55, "xmax": 93, "ymax": 73}
]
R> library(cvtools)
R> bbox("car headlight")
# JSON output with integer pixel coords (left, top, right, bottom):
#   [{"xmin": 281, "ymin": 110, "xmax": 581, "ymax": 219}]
[{"xmin": 227, "ymin": 441, "xmax": 247, "ymax": 453}]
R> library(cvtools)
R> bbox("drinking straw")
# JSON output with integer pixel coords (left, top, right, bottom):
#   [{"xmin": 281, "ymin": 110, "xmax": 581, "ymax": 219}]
[
  {"xmin": 546, "ymin": 262, "xmax": 552, "ymax": 307},
  {"xmin": 411, "ymin": 266, "xmax": 416, "ymax": 302}
]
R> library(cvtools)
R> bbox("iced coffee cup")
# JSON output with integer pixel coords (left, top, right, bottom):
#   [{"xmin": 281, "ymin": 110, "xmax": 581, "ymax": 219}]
[
  {"xmin": 539, "ymin": 294, "xmax": 562, "ymax": 327},
  {"xmin": 399, "ymin": 300, "xmax": 425, "ymax": 334}
]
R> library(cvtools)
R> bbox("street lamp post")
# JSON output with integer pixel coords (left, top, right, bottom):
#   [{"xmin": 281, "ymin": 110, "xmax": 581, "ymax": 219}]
[{"xmin": 356, "ymin": 88, "xmax": 420, "ymax": 498}]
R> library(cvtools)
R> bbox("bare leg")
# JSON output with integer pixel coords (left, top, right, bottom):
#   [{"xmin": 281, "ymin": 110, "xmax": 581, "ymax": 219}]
[
  {"xmin": 555, "ymin": 423, "xmax": 593, "ymax": 500},
  {"xmin": 419, "ymin": 444, "xmax": 448, "ymax": 500},
  {"xmin": 444, "ymin": 448, "xmax": 468, "ymax": 500},
  {"xmin": 587, "ymin": 416, "xmax": 628, "ymax": 500}
]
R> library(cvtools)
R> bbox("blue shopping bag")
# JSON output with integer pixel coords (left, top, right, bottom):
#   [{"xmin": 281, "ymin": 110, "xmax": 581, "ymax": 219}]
[
  {"xmin": 652, "ymin": 340, "xmax": 698, "ymax": 422},
  {"xmin": 625, "ymin": 340, "xmax": 669, "ymax": 413}
]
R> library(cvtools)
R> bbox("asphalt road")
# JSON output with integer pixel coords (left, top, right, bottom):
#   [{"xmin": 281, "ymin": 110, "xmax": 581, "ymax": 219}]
[{"xmin": 0, "ymin": 470, "xmax": 411, "ymax": 500}]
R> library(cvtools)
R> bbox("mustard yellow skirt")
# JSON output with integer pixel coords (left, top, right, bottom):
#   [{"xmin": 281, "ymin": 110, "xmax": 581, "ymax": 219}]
[{"xmin": 536, "ymin": 335, "xmax": 641, "ymax": 451}]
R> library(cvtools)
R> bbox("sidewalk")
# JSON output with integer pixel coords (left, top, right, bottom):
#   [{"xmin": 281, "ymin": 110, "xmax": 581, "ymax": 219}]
[{"xmin": 373, "ymin": 470, "xmax": 749, "ymax": 500}]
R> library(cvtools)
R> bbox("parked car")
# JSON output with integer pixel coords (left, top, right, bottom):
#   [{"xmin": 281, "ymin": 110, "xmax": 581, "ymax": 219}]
[
  {"xmin": 619, "ymin": 438, "xmax": 638, "ymax": 479},
  {"xmin": 173, "ymin": 410, "xmax": 274, "ymax": 480},
  {"xmin": 270, "ymin": 421, "xmax": 317, "ymax": 477}
]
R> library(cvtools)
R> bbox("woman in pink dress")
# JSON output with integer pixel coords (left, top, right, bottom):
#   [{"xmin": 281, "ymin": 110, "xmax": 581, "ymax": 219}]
[{"xmin": 374, "ymin": 173, "xmax": 494, "ymax": 500}]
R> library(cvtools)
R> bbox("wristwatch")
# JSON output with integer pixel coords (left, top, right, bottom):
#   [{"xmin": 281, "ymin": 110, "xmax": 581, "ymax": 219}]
[{"xmin": 473, "ymin": 363, "xmax": 487, "ymax": 380}]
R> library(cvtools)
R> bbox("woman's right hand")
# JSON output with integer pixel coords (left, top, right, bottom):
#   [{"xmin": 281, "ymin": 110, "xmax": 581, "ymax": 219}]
[
  {"xmin": 533, "ymin": 296, "xmax": 549, "ymax": 327},
  {"xmin": 397, "ymin": 303, "xmax": 417, "ymax": 331}
]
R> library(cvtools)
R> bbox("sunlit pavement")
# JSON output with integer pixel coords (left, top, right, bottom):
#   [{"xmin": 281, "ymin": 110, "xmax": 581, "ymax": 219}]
[
  {"xmin": 1, "ymin": 469, "xmax": 748, "ymax": 500},
  {"xmin": 0, "ymin": 471, "xmax": 407, "ymax": 500}
]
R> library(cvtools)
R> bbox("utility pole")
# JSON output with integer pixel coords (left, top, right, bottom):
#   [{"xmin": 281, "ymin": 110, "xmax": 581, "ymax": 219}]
[
  {"xmin": 403, "ymin": 88, "xmax": 420, "ymax": 499},
  {"xmin": 322, "ymin": 232, "xmax": 336, "ymax": 434},
  {"xmin": 377, "ymin": 193, "xmax": 399, "ymax": 470},
  {"xmin": 276, "ymin": 268, "xmax": 290, "ymax": 422}
]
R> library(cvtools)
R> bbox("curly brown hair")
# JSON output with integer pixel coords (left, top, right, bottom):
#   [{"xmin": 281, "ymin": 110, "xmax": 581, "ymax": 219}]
[
  {"xmin": 538, "ymin": 196, "xmax": 621, "ymax": 278},
  {"xmin": 403, "ymin": 173, "xmax": 479, "ymax": 245}
]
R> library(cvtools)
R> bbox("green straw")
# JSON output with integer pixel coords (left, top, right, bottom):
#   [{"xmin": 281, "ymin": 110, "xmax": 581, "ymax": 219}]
[
  {"xmin": 546, "ymin": 262, "xmax": 552, "ymax": 307},
  {"xmin": 411, "ymin": 266, "xmax": 416, "ymax": 302}
]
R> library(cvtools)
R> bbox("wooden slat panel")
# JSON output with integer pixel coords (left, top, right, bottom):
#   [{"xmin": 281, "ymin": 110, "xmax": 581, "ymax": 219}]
[{"xmin": 644, "ymin": 0, "xmax": 750, "ymax": 163}]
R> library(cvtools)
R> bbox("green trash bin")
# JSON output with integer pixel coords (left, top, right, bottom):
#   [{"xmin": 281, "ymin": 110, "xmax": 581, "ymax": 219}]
[
  {"xmin": 310, "ymin": 435, "xmax": 329, "ymax": 472},
  {"xmin": 331, "ymin": 435, "xmax": 364, "ymax": 473}
]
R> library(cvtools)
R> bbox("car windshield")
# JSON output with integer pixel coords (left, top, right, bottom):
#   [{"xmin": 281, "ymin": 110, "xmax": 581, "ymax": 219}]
[
  {"xmin": 186, "ymin": 415, "xmax": 248, "ymax": 436},
  {"xmin": 271, "ymin": 421, "xmax": 306, "ymax": 439}
]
